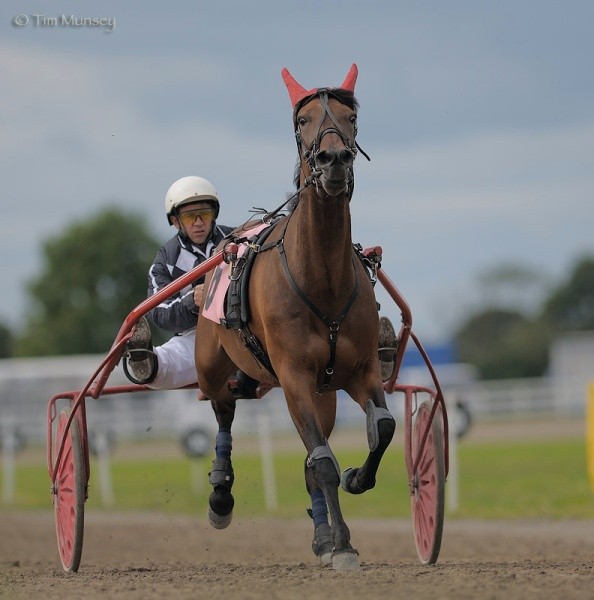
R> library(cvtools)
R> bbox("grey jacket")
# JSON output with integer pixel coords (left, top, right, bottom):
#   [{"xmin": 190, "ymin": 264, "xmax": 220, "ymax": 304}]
[{"xmin": 147, "ymin": 224, "xmax": 234, "ymax": 333}]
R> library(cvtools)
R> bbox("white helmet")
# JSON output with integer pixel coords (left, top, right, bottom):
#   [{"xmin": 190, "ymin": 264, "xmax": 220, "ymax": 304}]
[{"xmin": 164, "ymin": 176, "xmax": 220, "ymax": 224}]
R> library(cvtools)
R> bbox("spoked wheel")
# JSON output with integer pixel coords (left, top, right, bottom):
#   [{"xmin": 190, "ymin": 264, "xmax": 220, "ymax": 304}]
[
  {"xmin": 411, "ymin": 399, "xmax": 445, "ymax": 565},
  {"xmin": 52, "ymin": 409, "xmax": 86, "ymax": 573}
]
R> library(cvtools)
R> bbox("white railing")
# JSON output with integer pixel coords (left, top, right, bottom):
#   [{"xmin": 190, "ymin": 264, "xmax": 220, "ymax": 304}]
[
  {"xmin": 0, "ymin": 355, "xmax": 590, "ymax": 509},
  {"xmin": 464, "ymin": 377, "xmax": 585, "ymax": 418},
  {"xmin": 0, "ymin": 356, "xmax": 589, "ymax": 450}
]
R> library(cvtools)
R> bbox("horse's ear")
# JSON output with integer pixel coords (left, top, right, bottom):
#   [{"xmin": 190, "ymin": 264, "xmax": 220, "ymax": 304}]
[
  {"xmin": 282, "ymin": 67, "xmax": 311, "ymax": 107},
  {"xmin": 340, "ymin": 63, "xmax": 358, "ymax": 93}
]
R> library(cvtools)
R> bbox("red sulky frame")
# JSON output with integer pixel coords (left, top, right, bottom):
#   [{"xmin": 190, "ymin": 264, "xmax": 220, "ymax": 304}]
[{"xmin": 47, "ymin": 243, "xmax": 448, "ymax": 572}]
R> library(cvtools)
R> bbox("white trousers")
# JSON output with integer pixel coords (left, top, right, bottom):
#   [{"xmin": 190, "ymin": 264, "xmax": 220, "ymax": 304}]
[{"xmin": 148, "ymin": 330, "xmax": 198, "ymax": 390}]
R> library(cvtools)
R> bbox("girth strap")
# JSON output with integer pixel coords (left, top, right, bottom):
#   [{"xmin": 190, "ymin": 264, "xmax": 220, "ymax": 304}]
[
  {"xmin": 225, "ymin": 221, "xmax": 282, "ymax": 380},
  {"xmin": 278, "ymin": 242, "xmax": 359, "ymax": 391}
]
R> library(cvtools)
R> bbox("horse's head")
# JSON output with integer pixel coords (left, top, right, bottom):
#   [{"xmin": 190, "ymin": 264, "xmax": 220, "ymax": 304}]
[{"xmin": 282, "ymin": 64, "xmax": 360, "ymax": 197}]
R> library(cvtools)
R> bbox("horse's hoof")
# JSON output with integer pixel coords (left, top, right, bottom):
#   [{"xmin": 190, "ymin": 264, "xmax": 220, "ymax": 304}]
[
  {"xmin": 331, "ymin": 549, "xmax": 360, "ymax": 571},
  {"xmin": 208, "ymin": 506, "xmax": 233, "ymax": 530},
  {"xmin": 340, "ymin": 467, "xmax": 355, "ymax": 492},
  {"xmin": 341, "ymin": 467, "xmax": 365, "ymax": 494},
  {"xmin": 319, "ymin": 551, "xmax": 332, "ymax": 567}
]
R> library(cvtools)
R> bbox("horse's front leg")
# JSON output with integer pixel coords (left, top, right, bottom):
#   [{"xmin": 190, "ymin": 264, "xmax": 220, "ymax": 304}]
[
  {"xmin": 208, "ymin": 396, "xmax": 237, "ymax": 529},
  {"xmin": 284, "ymin": 384, "xmax": 360, "ymax": 570},
  {"xmin": 341, "ymin": 384, "xmax": 396, "ymax": 495},
  {"xmin": 304, "ymin": 390, "xmax": 335, "ymax": 567}
]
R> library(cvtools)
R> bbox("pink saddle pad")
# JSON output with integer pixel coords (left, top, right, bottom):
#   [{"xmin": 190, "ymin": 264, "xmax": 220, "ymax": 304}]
[{"xmin": 201, "ymin": 222, "xmax": 271, "ymax": 324}]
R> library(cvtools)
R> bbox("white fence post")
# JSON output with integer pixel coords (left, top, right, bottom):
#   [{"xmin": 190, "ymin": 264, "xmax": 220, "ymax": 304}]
[
  {"xmin": 446, "ymin": 394, "xmax": 459, "ymax": 514},
  {"xmin": 257, "ymin": 404, "xmax": 278, "ymax": 511},
  {"xmin": 1, "ymin": 420, "xmax": 16, "ymax": 504},
  {"xmin": 95, "ymin": 431, "xmax": 115, "ymax": 507}
]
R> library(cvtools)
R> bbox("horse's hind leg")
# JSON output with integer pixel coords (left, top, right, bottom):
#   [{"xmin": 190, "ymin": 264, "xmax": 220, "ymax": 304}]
[
  {"xmin": 305, "ymin": 459, "xmax": 333, "ymax": 566},
  {"xmin": 208, "ymin": 397, "xmax": 237, "ymax": 529},
  {"xmin": 341, "ymin": 393, "xmax": 396, "ymax": 495}
]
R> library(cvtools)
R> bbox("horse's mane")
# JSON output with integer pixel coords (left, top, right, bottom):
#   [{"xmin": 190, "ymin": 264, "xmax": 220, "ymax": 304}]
[{"xmin": 291, "ymin": 88, "xmax": 359, "ymax": 191}]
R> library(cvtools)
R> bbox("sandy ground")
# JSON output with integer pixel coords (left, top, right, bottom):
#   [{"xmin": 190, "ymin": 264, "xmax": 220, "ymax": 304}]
[
  {"xmin": 2, "ymin": 510, "xmax": 594, "ymax": 599},
  {"xmin": 2, "ymin": 418, "xmax": 593, "ymax": 599}
]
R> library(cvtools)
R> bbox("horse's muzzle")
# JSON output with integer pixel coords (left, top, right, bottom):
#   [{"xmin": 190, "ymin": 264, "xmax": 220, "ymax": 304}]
[{"xmin": 315, "ymin": 148, "xmax": 354, "ymax": 196}]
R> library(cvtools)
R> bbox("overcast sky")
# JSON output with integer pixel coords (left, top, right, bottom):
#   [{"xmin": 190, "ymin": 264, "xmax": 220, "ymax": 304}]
[{"xmin": 2, "ymin": 1, "xmax": 593, "ymax": 344}]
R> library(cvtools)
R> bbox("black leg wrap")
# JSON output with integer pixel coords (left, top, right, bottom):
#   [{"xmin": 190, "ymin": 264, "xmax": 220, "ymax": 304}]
[
  {"xmin": 208, "ymin": 458, "xmax": 235, "ymax": 529},
  {"xmin": 209, "ymin": 457, "xmax": 234, "ymax": 490}
]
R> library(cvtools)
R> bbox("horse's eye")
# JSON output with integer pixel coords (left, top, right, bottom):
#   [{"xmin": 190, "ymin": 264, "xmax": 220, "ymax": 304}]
[
  {"xmin": 297, "ymin": 116, "xmax": 307, "ymax": 127},
  {"xmin": 349, "ymin": 115, "xmax": 357, "ymax": 124}
]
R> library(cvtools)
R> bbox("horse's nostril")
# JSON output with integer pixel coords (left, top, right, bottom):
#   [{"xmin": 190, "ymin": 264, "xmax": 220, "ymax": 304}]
[
  {"xmin": 339, "ymin": 149, "xmax": 354, "ymax": 165},
  {"xmin": 316, "ymin": 150, "xmax": 332, "ymax": 167}
]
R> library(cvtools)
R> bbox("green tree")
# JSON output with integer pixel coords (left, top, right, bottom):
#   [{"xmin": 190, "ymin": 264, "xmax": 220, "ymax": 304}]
[
  {"xmin": 543, "ymin": 257, "xmax": 594, "ymax": 331},
  {"xmin": 453, "ymin": 256, "xmax": 594, "ymax": 379},
  {"xmin": 476, "ymin": 263, "xmax": 551, "ymax": 315},
  {"xmin": 452, "ymin": 262, "xmax": 553, "ymax": 380},
  {"xmin": 15, "ymin": 207, "xmax": 160, "ymax": 356},
  {"xmin": 454, "ymin": 308, "xmax": 550, "ymax": 379},
  {"xmin": 0, "ymin": 322, "xmax": 14, "ymax": 358}
]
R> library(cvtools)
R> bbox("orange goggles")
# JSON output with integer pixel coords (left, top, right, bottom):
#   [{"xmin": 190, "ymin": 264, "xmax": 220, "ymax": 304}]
[{"xmin": 178, "ymin": 207, "xmax": 216, "ymax": 226}]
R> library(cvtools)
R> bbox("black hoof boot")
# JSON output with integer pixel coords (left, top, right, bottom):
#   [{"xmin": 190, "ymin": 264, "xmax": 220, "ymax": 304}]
[
  {"xmin": 208, "ymin": 487, "xmax": 234, "ymax": 529},
  {"xmin": 208, "ymin": 458, "xmax": 234, "ymax": 529}
]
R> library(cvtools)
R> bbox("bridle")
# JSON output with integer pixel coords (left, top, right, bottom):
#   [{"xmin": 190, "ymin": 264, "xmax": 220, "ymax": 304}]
[{"xmin": 293, "ymin": 89, "xmax": 370, "ymax": 193}]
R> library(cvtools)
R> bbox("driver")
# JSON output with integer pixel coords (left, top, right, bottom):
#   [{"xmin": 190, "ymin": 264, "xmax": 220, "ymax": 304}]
[{"xmin": 122, "ymin": 175, "xmax": 258, "ymax": 397}]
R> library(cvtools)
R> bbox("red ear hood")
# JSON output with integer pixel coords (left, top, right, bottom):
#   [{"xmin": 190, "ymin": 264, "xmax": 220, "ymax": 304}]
[
  {"xmin": 339, "ymin": 63, "xmax": 358, "ymax": 93},
  {"xmin": 281, "ymin": 63, "xmax": 358, "ymax": 107},
  {"xmin": 281, "ymin": 67, "xmax": 315, "ymax": 107}
]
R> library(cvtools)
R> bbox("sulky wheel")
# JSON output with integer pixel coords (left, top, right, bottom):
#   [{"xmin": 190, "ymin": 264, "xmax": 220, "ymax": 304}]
[
  {"xmin": 53, "ymin": 409, "xmax": 86, "ymax": 573},
  {"xmin": 410, "ymin": 399, "xmax": 445, "ymax": 565}
]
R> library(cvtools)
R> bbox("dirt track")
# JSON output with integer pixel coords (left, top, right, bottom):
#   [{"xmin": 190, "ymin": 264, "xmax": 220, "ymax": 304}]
[
  {"xmin": 2, "ymin": 510, "xmax": 594, "ymax": 599},
  {"xmin": 2, "ymin": 419, "xmax": 592, "ymax": 599}
]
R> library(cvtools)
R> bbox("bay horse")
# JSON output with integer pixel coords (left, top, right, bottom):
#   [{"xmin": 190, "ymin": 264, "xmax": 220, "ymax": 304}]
[{"xmin": 195, "ymin": 64, "xmax": 396, "ymax": 570}]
